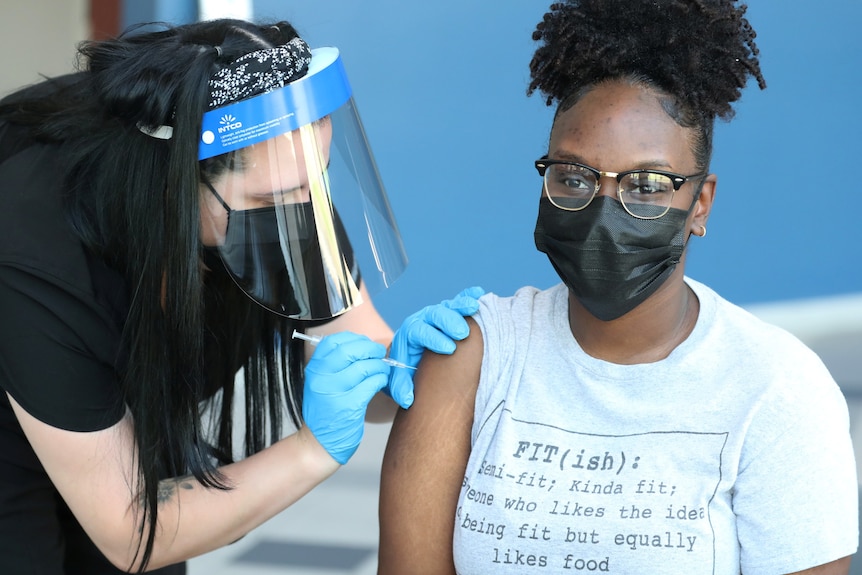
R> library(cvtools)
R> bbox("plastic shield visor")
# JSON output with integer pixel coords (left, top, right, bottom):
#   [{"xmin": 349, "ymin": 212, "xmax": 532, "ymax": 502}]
[{"xmin": 199, "ymin": 47, "xmax": 408, "ymax": 320}]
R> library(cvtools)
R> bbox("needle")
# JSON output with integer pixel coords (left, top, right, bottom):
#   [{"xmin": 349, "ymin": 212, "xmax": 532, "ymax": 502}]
[{"xmin": 291, "ymin": 330, "xmax": 417, "ymax": 370}]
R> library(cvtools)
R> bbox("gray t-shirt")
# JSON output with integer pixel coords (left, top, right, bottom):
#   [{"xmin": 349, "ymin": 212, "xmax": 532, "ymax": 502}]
[{"xmin": 455, "ymin": 280, "xmax": 857, "ymax": 574}]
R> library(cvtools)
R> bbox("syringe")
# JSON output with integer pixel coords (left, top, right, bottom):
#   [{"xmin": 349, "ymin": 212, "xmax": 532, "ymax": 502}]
[{"xmin": 291, "ymin": 330, "xmax": 417, "ymax": 370}]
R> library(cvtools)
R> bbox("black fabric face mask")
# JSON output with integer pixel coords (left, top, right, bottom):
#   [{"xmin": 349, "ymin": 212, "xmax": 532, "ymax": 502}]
[
  {"xmin": 203, "ymin": 202, "xmax": 356, "ymax": 320},
  {"xmin": 534, "ymin": 195, "xmax": 691, "ymax": 321}
]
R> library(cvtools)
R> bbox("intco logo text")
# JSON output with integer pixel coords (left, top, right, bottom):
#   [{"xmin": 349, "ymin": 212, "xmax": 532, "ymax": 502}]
[{"xmin": 218, "ymin": 114, "xmax": 242, "ymax": 133}]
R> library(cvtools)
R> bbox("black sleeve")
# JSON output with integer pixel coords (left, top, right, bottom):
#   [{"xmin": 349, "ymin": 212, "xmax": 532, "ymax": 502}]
[
  {"xmin": 0, "ymin": 137, "xmax": 126, "ymax": 433},
  {"xmin": 0, "ymin": 265, "xmax": 126, "ymax": 432}
]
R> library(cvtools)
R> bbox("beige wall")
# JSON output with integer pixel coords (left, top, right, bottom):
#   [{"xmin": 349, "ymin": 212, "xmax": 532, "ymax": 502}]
[{"xmin": 0, "ymin": 0, "xmax": 88, "ymax": 98}]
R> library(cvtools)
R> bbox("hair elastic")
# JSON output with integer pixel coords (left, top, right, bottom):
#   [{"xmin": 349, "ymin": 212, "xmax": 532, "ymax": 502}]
[{"xmin": 136, "ymin": 121, "xmax": 173, "ymax": 140}]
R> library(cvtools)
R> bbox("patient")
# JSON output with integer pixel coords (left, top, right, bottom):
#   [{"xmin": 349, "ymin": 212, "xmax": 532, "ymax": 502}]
[{"xmin": 377, "ymin": 1, "xmax": 858, "ymax": 574}]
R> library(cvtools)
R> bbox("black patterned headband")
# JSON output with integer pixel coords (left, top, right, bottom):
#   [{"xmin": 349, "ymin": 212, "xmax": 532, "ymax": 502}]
[
  {"xmin": 207, "ymin": 36, "xmax": 312, "ymax": 109},
  {"xmin": 137, "ymin": 36, "xmax": 312, "ymax": 139}
]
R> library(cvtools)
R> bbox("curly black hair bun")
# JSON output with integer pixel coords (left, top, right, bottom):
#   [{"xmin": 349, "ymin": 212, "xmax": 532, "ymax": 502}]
[{"xmin": 528, "ymin": 0, "xmax": 766, "ymax": 122}]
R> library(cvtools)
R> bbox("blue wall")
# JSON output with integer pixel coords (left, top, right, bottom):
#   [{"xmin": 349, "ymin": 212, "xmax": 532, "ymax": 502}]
[
  {"xmin": 123, "ymin": 0, "xmax": 197, "ymax": 30},
  {"xmin": 128, "ymin": 1, "xmax": 862, "ymax": 326}
]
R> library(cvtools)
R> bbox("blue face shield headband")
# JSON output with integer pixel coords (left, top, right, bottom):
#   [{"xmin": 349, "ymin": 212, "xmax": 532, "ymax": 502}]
[{"xmin": 198, "ymin": 47, "xmax": 408, "ymax": 320}]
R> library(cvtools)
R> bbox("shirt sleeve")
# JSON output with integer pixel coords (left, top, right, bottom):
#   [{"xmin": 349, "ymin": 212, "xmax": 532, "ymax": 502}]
[
  {"xmin": 733, "ymin": 359, "xmax": 859, "ymax": 573},
  {"xmin": 0, "ymin": 264, "xmax": 126, "ymax": 432}
]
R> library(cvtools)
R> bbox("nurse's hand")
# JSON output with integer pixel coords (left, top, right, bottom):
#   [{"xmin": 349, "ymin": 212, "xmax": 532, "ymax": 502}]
[
  {"xmin": 385, "ymin": 286, "xmax": 485, "ymax": 408},
  {"xmin": 302, "ymin": 332, "xmax": 390, "ymax": 464}
]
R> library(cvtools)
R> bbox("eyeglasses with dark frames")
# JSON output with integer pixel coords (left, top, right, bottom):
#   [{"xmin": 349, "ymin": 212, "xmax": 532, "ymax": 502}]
[{"xmin": 534, "ymin": 157, "xmax": 705, "ymax": 220}]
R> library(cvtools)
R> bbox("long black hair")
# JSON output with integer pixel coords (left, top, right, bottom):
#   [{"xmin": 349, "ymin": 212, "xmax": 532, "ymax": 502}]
[
  {"xmin": 528, "ymin": 0, "xmax": 768, "ymax": 171},
  {"xmin": 0, "ymin": 19, "xmax": 312, "ymax": 571}
]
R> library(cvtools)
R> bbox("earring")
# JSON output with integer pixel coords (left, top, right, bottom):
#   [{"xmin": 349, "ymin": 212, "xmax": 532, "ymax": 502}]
[{"xmin": 699, "ymin": 224, "xmax": 707, "ymax": 238}]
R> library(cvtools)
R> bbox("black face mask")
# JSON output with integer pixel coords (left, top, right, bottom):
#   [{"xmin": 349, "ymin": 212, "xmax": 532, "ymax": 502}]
[
  {"xmin": 534, "ymin": 195, "xmax": 692, "ymax": 321},
  {"xmin": 203, "ymin": 202, "xmax": 356, "ymax": 320}
]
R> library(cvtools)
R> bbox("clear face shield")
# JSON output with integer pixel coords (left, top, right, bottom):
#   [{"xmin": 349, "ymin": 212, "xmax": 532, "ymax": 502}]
[{"xmin": 199, "ymin": 48, "xmax": 408, "ymax": 321}]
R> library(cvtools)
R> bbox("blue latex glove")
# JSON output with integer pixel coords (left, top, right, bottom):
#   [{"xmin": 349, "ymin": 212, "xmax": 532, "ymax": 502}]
[
  {"xmin": 302, "ymin": 331, "xmax": 391, "ymax": 464},
  {"xmin": 386, "ymin": 286, "xmax": 485, "ymax": 409}
]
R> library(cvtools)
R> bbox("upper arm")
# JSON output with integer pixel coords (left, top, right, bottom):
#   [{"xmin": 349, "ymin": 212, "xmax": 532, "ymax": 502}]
[
  {"xmin": 378, "ymin": 317, "xmax": 483, "ymax": 575},
  {"xmin": 0, "ymin": 266, "xmax": 147, "ymax": 566},
  {"xmin": 784, "ymin": 556, "xmax": 853, "ymax": 575},
  {"xmin": 6, "ymin": 392, "xmax": 141, "ymax": 566}
]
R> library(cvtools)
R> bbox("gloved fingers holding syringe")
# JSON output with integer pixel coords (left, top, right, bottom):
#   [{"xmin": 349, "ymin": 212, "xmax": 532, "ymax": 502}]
[
  {"xmin": 299, "ymin": 331, "xmax": 393, "ymax": 464},
  {"xmin": 292, "ymin": 330, "xmax": 415, "ymax": 371}
]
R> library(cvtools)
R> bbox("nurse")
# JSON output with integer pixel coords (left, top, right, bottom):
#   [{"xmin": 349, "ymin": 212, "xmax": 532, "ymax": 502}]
[{"xmin": 0, "ymin": 18, "xmax": 480, "ymax": 574}]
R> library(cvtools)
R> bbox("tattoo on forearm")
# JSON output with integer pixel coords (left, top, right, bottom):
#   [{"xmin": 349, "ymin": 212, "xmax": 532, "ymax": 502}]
[{"xmin": 155, "ymin": 476, "xmax": 195, "ymax": 506}]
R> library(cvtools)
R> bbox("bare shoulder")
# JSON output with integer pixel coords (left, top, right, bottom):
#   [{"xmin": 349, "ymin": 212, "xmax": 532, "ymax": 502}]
[
  {"xmin": 416, "ymin": 315, "xmax": 483, "ymax": 405},
  {"xmin": 396, "ymin": 318, "xmax": 483, "ymax": 430}
]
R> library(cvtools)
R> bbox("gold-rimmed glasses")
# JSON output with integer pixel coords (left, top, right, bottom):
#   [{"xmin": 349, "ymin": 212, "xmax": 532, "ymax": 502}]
[{"xmin": 534, "ymin": 157, "xmax": 705, "ymax": 219}]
